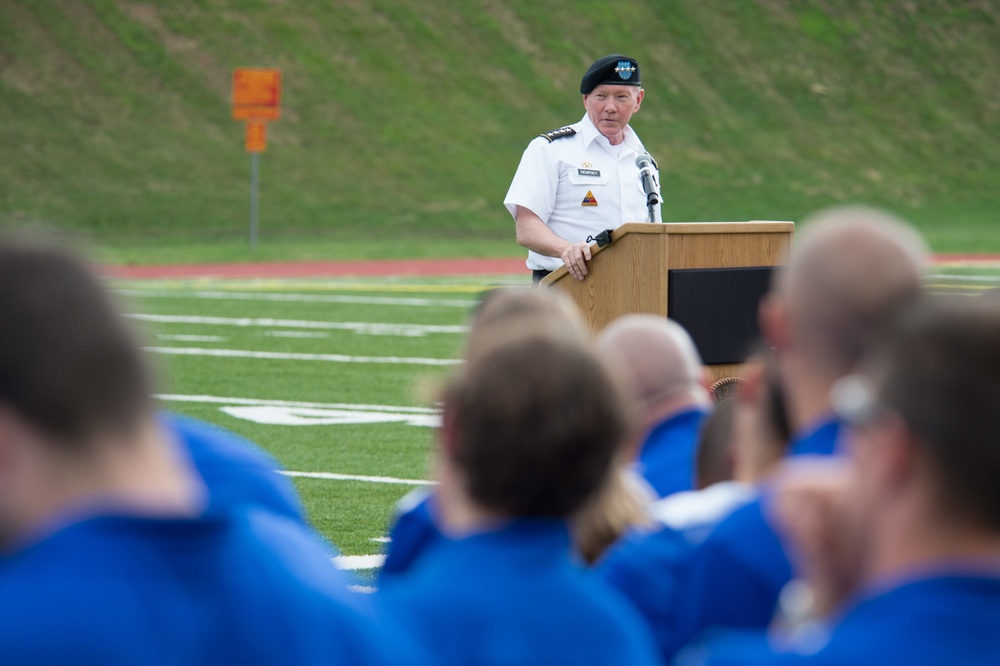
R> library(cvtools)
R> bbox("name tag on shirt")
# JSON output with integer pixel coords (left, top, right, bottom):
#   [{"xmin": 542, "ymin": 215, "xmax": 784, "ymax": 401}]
[{"xmin": 577, "ymin": 169, "xmax": 601, "ymax": 177}]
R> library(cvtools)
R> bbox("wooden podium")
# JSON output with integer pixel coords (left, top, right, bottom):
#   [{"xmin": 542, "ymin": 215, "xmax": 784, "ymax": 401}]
[{"xmin": 541, "ymin": 221, "xmax": 794, "ymax": 383}]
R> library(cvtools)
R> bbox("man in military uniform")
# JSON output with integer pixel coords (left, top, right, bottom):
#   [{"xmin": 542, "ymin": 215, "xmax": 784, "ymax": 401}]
[{"xmin": 504, "ymin": 54, "xmax": 661, "ymax": 284}]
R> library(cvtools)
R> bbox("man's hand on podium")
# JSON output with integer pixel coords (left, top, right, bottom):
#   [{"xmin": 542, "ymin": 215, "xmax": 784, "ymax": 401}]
[{"xmin": 561, "ymin": 241, "xmax": 593, "ymax": 281}]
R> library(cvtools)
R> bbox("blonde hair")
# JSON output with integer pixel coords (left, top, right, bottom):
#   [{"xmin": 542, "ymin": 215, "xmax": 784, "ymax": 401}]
[{"xmin": 572, "ymin": 461, "xmax": 656, "ymax": 564}]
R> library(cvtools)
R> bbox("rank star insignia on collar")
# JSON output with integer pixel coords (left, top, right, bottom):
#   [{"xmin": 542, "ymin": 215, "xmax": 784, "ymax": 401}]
[{"xmin": 582, "ymin": 191, "xmax": 598, "ymax": 206}]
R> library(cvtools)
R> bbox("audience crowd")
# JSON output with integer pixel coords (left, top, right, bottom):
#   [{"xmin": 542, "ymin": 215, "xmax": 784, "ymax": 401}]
[{"xmin": 2, "ymin": 204, "xmax": 998, "ymax": 664}]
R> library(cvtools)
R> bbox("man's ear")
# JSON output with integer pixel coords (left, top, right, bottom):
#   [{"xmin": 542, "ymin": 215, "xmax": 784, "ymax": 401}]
[
  {"xmin": 0, "ymin": 407, "xmax": 25, "ymax": 479},
  {"xmin": 871, "ymin": 414, "xmax": 918, "ymax": 494},
  {"xmin": 438, "ymin": 404, "xmax": 460, "ymax": 460}
]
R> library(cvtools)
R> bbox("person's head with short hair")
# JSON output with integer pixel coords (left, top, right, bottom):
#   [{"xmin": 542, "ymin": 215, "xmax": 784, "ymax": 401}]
[
  {"xmin": 765, "ymin": 205, "xmax": 928, "ymax": 380},
  {"xmin": 596, "ymin": 314, "xmax": 709, "ymax": 433},
  {"xmin": 760, "ymin": 205, "xmax": 928, "ymax": 431},
  {"xmin": 465, "ymin": 287, "xmax": 587, "ymax": 362},
  {"xmin": 694, "ymin": 397, "xmax": 738, "ymax": 490},
  {"xmin": 0, "ymin": 236, "xmax": 154, "ymax": 449},
  {"xmin": 842, "ymin": 296, "xmax": 1000, "ymax": 536},
  {"xmin": 0, "ymin": 235, "xmax": 199, "ymax": 550},
  {"xmin": 580, "ymin": 54, "xmax": 644, "ymax": 145},
  {"xmin": 438, "ymin": 331, "xmax": 630, "ymax": 524},
  {"xmin": 728, "ymin": 353, "xmax": 793, "ymax": 485}
]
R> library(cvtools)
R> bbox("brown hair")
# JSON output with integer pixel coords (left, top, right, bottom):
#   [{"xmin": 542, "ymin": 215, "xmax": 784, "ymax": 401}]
[
  {"xmin": 0, "ymin": 236, "xmax": 154, "ymax": 446},
  {"xmin": 871, "ymin": 297, "xmax": 1000, "ymax": 531},
  {"xmin": 443, "ymin": 332, "xmax": 629, "ymax": 518}
]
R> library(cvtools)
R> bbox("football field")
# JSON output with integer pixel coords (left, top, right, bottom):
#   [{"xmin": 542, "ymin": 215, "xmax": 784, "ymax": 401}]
[
  {"xmin": 118, "ymin": 274, "xmax": 524, "ymax": 582},
  {"xmin": 115, "ymin": 262, "xmax": 999, "ymax": 583}
]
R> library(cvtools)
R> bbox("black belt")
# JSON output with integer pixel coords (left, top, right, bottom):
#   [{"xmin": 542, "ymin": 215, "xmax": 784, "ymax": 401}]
[{"xmin": 531, "ymin": 269, "xmax": 552, "ymax": 285}]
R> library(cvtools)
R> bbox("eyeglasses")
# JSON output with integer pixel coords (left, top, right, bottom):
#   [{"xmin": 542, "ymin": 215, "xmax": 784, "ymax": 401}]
[{"xmin": 830, "ymin": 374, "xmax": 885, "ymax": 428}]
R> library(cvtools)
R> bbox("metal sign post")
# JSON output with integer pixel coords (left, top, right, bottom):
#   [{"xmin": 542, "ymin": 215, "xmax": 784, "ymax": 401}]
[
  {"xmin": 232, "ymin": 68, "xmax": 281, "ymax": 250},
  {"xmin": 249, "ymin": 152, "xmax": 260, "ymax": 251}
]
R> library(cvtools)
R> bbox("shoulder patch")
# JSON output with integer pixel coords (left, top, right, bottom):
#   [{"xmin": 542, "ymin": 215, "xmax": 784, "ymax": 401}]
[{"xmin": 538, "ymin": 127, "xmax": 577, "ymax": 143}]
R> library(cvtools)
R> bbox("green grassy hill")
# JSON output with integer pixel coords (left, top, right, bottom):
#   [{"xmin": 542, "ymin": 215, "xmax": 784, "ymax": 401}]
[{"xmin": 2, "ymin": 0, "xmax": 998, "ymax": 256}]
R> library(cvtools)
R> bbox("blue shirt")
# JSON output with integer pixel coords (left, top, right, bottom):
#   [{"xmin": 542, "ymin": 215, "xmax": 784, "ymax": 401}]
[
  {"xmin": 596, "ymin": 482, "xmax": 754, "ymax": 663},
  {"xmin": 676, "ymin": 574, "xmax": 1000, "ymax": 665},
  {"xmin": 166, "ymin": 413, "xmax": 305, "ymax": 520},
  {"xmin": 663, "ymin": 418, "xmax": 841, "ymax": 661},
  {"xmin": 379, "ymin": 489, "xmax": 439, "ymax": 582},
  {"xmin": 379, "ymin": 517, "xmax": 662, "ymax": 666},
  {"xmin": 168, "ymin": 412, "xmax": 340, "ymax": 558},
  {"xmin": 0, "ymin": 417, "xmax": 421, "ymax": 665},
  {"xmin": 638, "ymin": 408, "xmax": 709, "ymax": 498}
]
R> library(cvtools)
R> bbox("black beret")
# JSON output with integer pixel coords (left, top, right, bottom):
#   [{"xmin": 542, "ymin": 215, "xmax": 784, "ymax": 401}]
[{"xmin": 580, "ymin": 54, "xmax": 641, "ymax": 94}]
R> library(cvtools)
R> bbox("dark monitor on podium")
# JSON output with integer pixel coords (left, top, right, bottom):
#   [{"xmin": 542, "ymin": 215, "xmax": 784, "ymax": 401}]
[{"xmin": 667, "ymin": 266, "xmax": 774, "ymax": 365}]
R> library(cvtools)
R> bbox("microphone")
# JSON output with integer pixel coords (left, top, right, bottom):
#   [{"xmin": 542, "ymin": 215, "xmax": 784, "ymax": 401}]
[{"xmin": 635, "ymin": 153, "xmax": 660, "ymax": 221}]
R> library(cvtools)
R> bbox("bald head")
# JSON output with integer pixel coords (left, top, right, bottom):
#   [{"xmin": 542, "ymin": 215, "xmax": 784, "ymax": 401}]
[
  {"xmin": 774, "ymin": 205, "xmax": 928, "ymax": 377},
  {"xmin": 596, "ymin": 315, "xmax": 707, "ymax": 418},
  {"xmin": 464, "ymin": 287, "xmax": 587, "ymax": 362}
]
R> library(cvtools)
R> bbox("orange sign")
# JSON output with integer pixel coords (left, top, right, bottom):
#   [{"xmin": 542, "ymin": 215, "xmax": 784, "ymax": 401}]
[
  {"xmin": 245, "ymin": 121, "xmax": 268, "ymax": 153},
  {"xmin": 232, "ymin": 68, "xmax": 281, "ymax": 120},
  {"xmin": 233, "ymin": 106, "xmax": 281, "ymax": 121}
]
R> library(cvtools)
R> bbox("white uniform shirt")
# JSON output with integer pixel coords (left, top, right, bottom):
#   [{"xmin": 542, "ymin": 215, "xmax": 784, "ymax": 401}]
[{"xmin": 504, "ymin": 114, "xmax": 661, "ymax": 271}]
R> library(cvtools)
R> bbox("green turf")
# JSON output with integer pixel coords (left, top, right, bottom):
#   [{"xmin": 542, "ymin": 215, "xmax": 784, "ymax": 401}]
[
  {"xmin": 124, "ymin": 276, "xmax": 484, "ymax": 561},
  {"xmin": 2, "ymin": 1, "xmax": 998, "ymax": 256}
]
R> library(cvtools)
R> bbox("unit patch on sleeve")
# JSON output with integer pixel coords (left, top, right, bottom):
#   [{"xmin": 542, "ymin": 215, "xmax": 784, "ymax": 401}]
[
  {"xmin": 582, "ymin": 191, "xmax": 598, "ymax": 206},
  {"xmin": 539, "ymin": 127, "xmax": 577, "ymax": 142}
]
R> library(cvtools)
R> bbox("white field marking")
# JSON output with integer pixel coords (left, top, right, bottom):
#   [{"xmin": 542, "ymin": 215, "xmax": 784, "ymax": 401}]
[
  {"xmin": 155, "ymin": 393, "xmax": 441, "ymax": 428},
  {"xmin": 334, "ymin": 554, "xmax": 386, "ymax": 571},
  {"xmin": 263, "ymin": 330, "xmax": 331, "ymax": 339},
  {"xmin": 155, "ymin": 393, "xmax": 440, "ymax": 414},
  {"xmin": 349, "ymin": 585, "xmax": 376, "ymax": 595},
  {"xmin": 280, "ymin": 470, "xmax": 435, "ymax": 486},
  {"xmin": 220, "ymin": 405, "xmax": 440, "ymax": 427},
  {"xmin": 371, "ymin": 537, "xmax": 392, "ymax": 544},
  {"xmin": 120, "ymin": 289, "xmax": 476, "ymax": 308},
  {"xmin": 928, "ymin": 273, "xmax": 1000, "ymax": 283},
  {"xmin": 145, "ymin": 346, "xmax": 461, "ymax": 367},
  {"xmin": 127, "ymin": 313, "xmax": 469, "ymax": 337},
  {"xmin": 157, "ymin": 333, "xmax": 225, "ymax": 342}
]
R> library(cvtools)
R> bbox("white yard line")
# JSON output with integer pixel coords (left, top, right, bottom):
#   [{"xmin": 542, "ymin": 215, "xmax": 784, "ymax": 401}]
[
  {"xmin": 281, "ymin": 470, "xmax": 435, "ymax": 486},
  {"xmin": 128, "ymin": 313, "xmax": 469, "ymax": 335},
  {"xmin": 263, "ymin": 331, "xmax": 331, "ymax": 339},
  {"xmin": 120, "ymin": 289, "xmax": 476, "ymax": 308},
  {"xmin": 145, "ymin": 346, "xmax": 461, "ymax": 366},
  {"xmin": 927, "ymin": 274, "xmax": 1000, "ymax": 283},
  {"xmin": 333, "ymin": 554, "xmax": 387, "ymax": 571},
  {"xmin": 157, "ymin": 333, "xmax": 225, "ymax": 342},
  {"xmin": 156, "ymin": 393, "xmax": 439, "ymax": 414},
  {"xmin": 348, "ymin": 585, "xmax": 376, "ymax": 594}
]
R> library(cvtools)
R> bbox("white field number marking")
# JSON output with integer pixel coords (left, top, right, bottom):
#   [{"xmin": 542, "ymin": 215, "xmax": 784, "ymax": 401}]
[
  {"xmin": 221, "ymin": 405, "xmax": 440, "ymax": 427},
  {"xmin": 156, "ymin": 393, "xmax": 441, "ymax": 428}
]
